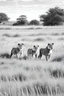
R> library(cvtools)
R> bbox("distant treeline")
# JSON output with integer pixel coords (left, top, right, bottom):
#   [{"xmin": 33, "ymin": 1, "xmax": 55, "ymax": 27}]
[{"xmin": 0, "ymin": 7, "xmax": 64, "ymax": 26}]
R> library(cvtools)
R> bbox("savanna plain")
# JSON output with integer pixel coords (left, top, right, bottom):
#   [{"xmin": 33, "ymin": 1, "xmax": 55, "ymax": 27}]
[{"xmin": 0, "ymin": 25, "xmax": 64, "ymax": 96}]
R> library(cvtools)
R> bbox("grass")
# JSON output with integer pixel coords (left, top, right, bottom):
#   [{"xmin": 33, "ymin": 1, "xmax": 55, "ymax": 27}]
[
  {"xmin": 58, "ymin": 37, "xmax": 64, "ymax": 40},
  {"xmin": 61, "ymin": 32, "xmax": 64, "ymax": 35},
  {"xmin": 0, "ymin": 81, "xmax": 64, "ymax": 96},
  {"xmin": 0, "ymin": 53, "xmax": 11, "ymax": 58},
  {"xmin": 3, "ymin": 34, "xmax": 11, "ymax": 37},
  {"xmin": 51, "ymin": 57, "xmax": 63, "ymax": 62},
  {"xmin": 50, "ymin": 69, "xmax": 64, "ymax": 78},
  {"xmin": 34, "ymin": 38, "xmax": 45, "ymax": 41},
  {"xmin": 0, "ymin": 25, "xmax": 64, "ymax": 96},
  {"xmin": 51, "ymin": 33, "xmax": 60, "ymax": 36},
  {"xmin": 3, "ymin": 34, "xmax": 20, "ymax": 38},
  {"xmin": 51, "ymin": 55, "xmax": 64, "ymax": 62},
  {"xmin": 0, "ymin": 58, "xmax": 64, "ymax": 96}
]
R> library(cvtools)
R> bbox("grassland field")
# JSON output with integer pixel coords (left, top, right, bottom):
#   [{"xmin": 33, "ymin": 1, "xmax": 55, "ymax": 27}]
[{"xmin": 0, "ymin": 25, "xmax": 64, "ymax": 96}]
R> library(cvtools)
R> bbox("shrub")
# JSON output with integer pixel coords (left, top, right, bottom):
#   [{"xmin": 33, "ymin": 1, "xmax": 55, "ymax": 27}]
[{"xmin": 40, "ymin": 7, "xmax": 64, "ymax": 26}]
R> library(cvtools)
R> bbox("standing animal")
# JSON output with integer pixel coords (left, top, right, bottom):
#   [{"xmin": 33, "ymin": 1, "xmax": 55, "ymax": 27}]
[
  {"xmin": 10, "ymin": 43, "xmax": 24, "ymax": 58},
  {"xmin": 17, "ymin": 43, "xmax": 28, "ymax": 59},
  {"xmin": 38, "ymin": 43, "xmax": 54, "ymax": 61},
  {"xmin": 27, "ymin": 45, "xmax": 39, "ymax": 58}
]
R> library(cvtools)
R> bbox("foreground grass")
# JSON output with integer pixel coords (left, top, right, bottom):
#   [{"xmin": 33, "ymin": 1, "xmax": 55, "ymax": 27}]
[
  {"xmin": 0, "ymin": 79, "xmax": 64, "ymax": 96},
  {"xmin": 0, "ymin": 58, "xmax": 64, "ymax": 96}
]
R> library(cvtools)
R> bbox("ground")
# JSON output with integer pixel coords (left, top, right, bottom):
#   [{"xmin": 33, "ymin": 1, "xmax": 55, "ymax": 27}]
[{"xmin": 0, "ymin": 25, "xmax": 64, "ymax": 96}]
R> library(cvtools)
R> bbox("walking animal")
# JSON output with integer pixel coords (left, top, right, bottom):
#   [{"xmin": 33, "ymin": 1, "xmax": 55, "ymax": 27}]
[
  {"xmin": 10, "ymin": 43, "xmax": 24, "ymax": 58},
  {"xmin": 27, "ymin": 45, "xmax": 39, "ymax": 58},
  {"xmin": 38, "ymin": 43, "xmax": 54, "ymax": 61}
]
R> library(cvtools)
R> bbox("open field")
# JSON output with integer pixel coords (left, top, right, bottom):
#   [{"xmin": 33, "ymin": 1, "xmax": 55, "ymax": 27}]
[{"xmin": 0, "ymin": 25, "xmax": 64, "ymax": 96}]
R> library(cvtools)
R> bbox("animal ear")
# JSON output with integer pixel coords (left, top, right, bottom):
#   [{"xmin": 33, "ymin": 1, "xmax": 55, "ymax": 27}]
[
  {"xmin": 37, "ymin": 45, "xmax": 39, "ymax": 47},
  {"xmin": 33, "ymin": 45, "xmax": 35, "ymax": 47},
  {"xmin": 52, "ymin": 43, "xmax": 54, "ymax": 45},
  {"xmin": 18, "ymin": 43, "xmax": 20, "ymax": 46},
  {"xmin": 48, "ymin": 43, "xmax": 50, "ymax": 46},
  {"xmin": 22, "ymin": 43, "xmax": 24, "ymax": 45}
]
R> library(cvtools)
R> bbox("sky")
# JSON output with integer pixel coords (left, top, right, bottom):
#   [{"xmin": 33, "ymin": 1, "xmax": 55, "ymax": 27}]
[{"xmin": 0, "ymin": 0, "xmax": 64, "ymax": 21}]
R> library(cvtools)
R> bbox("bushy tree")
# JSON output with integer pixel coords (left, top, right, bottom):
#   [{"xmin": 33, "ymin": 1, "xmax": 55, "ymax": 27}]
[
  {"xmin": 40, "ymin": 7, "xmax": 64, "ymax": 26},
  {"xmin": 0, "ymin": 13, "xmax": 9, "ymax": 23},
  {"xmin": 13, "ymin": 15, "xmax": 28, "ymax": 25},
  {"xmin": 29, "ymin": 19, "xmax": 40, "ymax": 25}
]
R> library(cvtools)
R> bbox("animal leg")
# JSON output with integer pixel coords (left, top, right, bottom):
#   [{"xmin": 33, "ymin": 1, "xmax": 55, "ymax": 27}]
[
  {"xmin": 45, "ymin": 56, "xmax": 48, "ymax": 61},
  {"xmin": 33, "ymin": 53, "xmax": 37, "ymax": 59},
  {"xmin": 38, "ymin": 54, "xmax": 42, "ymax": 59},
  {"xmin": 33, "ymin": 54, "xmax": 35, "ymax": 59},
  {"xmin": 48, "ymin": 55, "xmax": 50, "ymax": 59},
  {"xmin": 16, "ymin": 54, "xmax": 18, "ymax": 58}
]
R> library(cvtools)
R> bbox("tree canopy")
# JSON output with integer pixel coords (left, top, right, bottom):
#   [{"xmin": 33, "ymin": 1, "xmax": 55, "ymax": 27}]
[
  {"xmin": 40, "ymin": 7, "xmax": 64, "ymax": 26},
  {"xmin": 0, "ymin": 13, "xmax": 9, "ymax": 23},
  {"xmin": 13, "ymin": 15, "xmax": 28, "ymax": 25},
  {"xmin": 29, "ymin": 19, "xmax": 40, "ymax": 25}
]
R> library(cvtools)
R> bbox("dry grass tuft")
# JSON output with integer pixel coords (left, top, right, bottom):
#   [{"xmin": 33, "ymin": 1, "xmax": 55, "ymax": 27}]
[
  {"xmin": 58, "ymin": 37, "xmax": 64, "ymax": 40},
  {"xmin": 51, "ymin": 55, "xmax": 64, "ymax": 62},
  {"xmin": 3, "ymin": 34, "xmax": 20, "ymax": 38},
  {"xmin": 34, "ymin": 38, "xmax": 45, "ymax": 41},
  {"xmin": 49, "ymin": 69, "xmax": 64, "ymax": 78},
  {"xmin": 0, "ymin": 53, "xmax": 11, "ymax": 59},
  {"xmin": 51, "ymin": 33, "xmax": 60, "ymax": 36}
]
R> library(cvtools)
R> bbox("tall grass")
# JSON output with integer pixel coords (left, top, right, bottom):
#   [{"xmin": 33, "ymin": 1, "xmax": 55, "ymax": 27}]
[{"xmin": 0, "ymin": 81, "xmax": 64, "ymax": 96}]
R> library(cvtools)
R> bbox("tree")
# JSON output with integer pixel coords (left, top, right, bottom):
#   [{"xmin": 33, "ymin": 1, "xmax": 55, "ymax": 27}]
[
  {"xmin": 29, "ymin": 19, "xmax": 40, "ymax": 25},
  {"xmin": 13, "ymin": 15, "xmax": 28, "ymax": 25},
  {"xmin": 0, "ymin": 13, "xmax": 9, "ymax": 23},
  {"xmin": 40, "ymin": 7, "xmax": 64, "ymax": 26}
]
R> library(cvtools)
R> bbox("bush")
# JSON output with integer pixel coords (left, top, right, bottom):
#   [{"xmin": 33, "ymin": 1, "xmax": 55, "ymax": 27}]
[
  {"xmin": 13, "ymin": 15, "xmax": 28, "ymax": 26},
  {"xmin": 29, "ymin": 19, "xmax": 40, "ymax": 25},
  {"xmin": 0, "ymin": 13, "xmax": 9, "ymax": 23},
  {"xmin": 40, "ymin": 7, "xmax": 64, "ymax": 26}
]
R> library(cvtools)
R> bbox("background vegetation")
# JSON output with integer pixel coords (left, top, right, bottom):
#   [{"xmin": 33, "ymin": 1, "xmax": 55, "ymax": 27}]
[{"xmin": 0, "ymin": 7, "xmax": 64, "ymax": 26}]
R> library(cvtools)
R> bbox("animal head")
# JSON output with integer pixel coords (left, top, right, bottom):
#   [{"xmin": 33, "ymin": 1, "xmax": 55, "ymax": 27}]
[
  {"xmin": 18, "ymin": 43, "xmax": 24, "ymax": 49},
  {"xmin": 47, "ymin": 43, "xmax": 54, "ymax": 50},
  {"xmin": 33, "ymin": 45, "xmax": 39, "ymax": 51}
]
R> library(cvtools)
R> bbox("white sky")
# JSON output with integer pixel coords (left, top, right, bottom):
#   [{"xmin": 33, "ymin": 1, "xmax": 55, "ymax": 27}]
[{"xmin": 0, "ymin": 0, "xmax": 64, "ymax": 21}]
